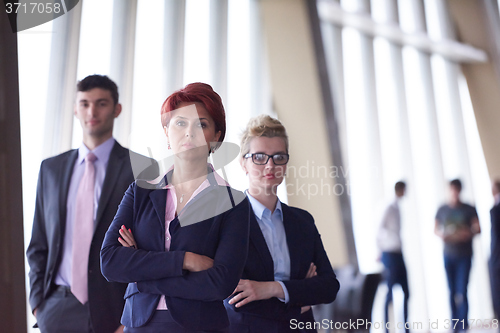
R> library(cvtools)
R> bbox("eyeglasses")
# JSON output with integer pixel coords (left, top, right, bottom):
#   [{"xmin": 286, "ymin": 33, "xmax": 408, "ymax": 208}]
[{"xmin": 244, "ymin": 153, "xmax": 289, "ymax": 165}]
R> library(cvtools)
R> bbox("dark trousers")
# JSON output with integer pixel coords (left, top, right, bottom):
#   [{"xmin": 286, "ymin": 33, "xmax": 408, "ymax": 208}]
[
  {"xmin": 124, "ymin": 310, "xmax": 228, "ymax": 333},
  {"xmin": 444, "ymin": 255, "xmax": 472, "ymax": 332},
  {"xmin": 36, "ymin": 285, "xmax": 93, "ymax": 333},
  {"xmin": 489, "ymin": 260, "xmax": 500, "ymax": 319},
  {"xmin": 227, "ymin": 309, "xmax": 315, "ymax": 333},
  {"xmin": 381, "ymin": 252, "xmax": 409, "ymax": 333}
]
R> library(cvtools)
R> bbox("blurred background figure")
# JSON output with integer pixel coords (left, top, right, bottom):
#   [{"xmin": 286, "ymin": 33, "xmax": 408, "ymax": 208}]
[
  {"xmin": 490, "ymin": 180, "xmax": 500, "ymax": 322},
  {"xmin": 435, "ymin": 179, "xmax": 481, "ymax": 333},
  {"xmin": 377, "ymin": 181, "xmax": 409, "ymax": 333}
]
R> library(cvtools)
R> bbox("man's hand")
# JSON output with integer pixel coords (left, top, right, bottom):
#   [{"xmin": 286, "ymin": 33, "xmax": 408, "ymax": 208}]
[
  {"xmin": 229, "ymin": 280, "xmax": 284, "ymax": 308},
  {"xmin": 33, "ymin": 308, "xmax": 37, "ymax": 318},
  {"xmin": 182, "ymin": 252, "xmax": 214, "ymax": 272}
]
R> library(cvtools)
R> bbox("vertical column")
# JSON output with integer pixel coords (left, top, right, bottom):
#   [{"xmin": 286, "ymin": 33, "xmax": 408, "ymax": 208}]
[
  {"xmin": 425, "ymin": 0, "xmax": 473, "ymax": 195},
  {"xmin": 0, "ymin": 10, "xmax": 27, "ymax": 333},
  {"xmin": 398, "ymin": 0, "xmax": 448, "ymax": 322},
  {"xmin": 308, "ymin": 0, "xmax": 357, "ymax": 270},
  {"xmin": 110, "ymin": 0, "xmax": 138, "ymax": 146},
  {"xmin": 426, "ymin": 0, "xmax": 494, "ymax": 319},
  {"xmin": 249, "ymin": 0, "xmax": 272, "ymax": 118},
  {"xmin": 259, "ymin": 0, "xmax": 348, "ymax": 267},
  {"xmin": 371, "ymin": 0, "xmax": 429, "ymax": 324},
  {"xmin": 209, "ymin": 0, "xmax": 228, "ymax": 102},
  {"xmin": 447, "ymin": 0, "xmax": 500, "ymax": 180},
  {"xmin": 163, "ymin": 0, "xmax": 186, "ymax": 95},
  {"xmin": 320, "ymin": 0, "xmax": 349, "ymax": 176},
  {"xmin": 340, "ymin": 0, "xmax": 385, "ymax": 273},
  {"xmin": 42, "ymin": 2, "xmax": 83, "ymax": 157}
]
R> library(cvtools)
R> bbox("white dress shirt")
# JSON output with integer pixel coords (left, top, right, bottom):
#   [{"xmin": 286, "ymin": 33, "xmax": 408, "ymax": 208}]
[{"xmin": 376, "ymin": 198, "xmax": 402, "ymax": 253}]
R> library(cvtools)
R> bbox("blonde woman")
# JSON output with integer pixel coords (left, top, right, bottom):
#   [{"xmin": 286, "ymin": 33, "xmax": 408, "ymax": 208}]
[{"xmin": 225, "ymin": 115, "xmax": 339, "ymax": 332}]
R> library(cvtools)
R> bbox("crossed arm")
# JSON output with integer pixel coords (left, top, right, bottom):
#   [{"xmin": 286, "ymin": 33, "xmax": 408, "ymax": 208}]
[{"xmin": 118, "ymin": 225, "xmax": 214, "ymax": 273}]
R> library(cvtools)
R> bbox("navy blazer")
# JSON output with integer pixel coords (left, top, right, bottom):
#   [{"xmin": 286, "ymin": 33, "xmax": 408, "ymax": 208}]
[
  {"xmin": 225, "ymin": 202, "xmax": 339, "ymax": 331},
  {"xmin": 100, "ymin": 170, "xmax": 250, "ymax": 331},
  {"xmin": 491, "ymin": 203, "xmax": 500, "ymax": 266},
  {"xmin": 26, "ymin": 141, "xmax": 157, "ymax": 333}
]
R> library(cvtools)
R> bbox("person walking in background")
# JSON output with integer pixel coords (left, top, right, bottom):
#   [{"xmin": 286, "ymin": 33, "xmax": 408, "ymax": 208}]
[
  {"xmin": 490, "ymin": 180, "xmax": 500, "ymax": 321},
  {"xmin": 376, "ymin": 181, "xmax": 409, "ymax": 333},
  {"xmin": 435, "ymin": 179, "xmax": 480, "ymax": 333},
  {"xmin": 225, "ymin": 115, "xmax": 339, "ymax": 333},
  {"xmin": 26, "ymin": 75, "xmax": 156, "ymax": 333}
]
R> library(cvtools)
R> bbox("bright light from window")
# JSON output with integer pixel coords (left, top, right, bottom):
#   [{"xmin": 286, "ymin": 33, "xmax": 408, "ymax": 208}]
[
  {"xmin": 184, "ymin": 0, "xmax": 210, "ymax": 85},
  {"xmin": 18, "ymin": 19, "xmax": 54, "ymax": 333}
]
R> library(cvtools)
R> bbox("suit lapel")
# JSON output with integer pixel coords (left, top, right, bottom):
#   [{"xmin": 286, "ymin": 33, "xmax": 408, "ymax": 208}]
[
  {"xmin": 150, "ymin": 188, "xmax": 168, "ymax": 229},
  {"xmin": 249, "ymin": 212, "xmax": 275, "ymax": 280},
  {"xmin": 282, "ymin": 204, "xmax": 301, "ymax": 279},
  {"xmin": 59, "ymin": 150, "xmax": 79, "ymax": 243},
  {"xmin": 95, "ymin": 142, "xmax": 127, "ymax": 227}
]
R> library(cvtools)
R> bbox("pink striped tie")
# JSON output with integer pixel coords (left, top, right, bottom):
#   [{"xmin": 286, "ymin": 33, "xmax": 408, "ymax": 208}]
[{"xmin": 71, "ymin": 152, "xmax": 97, "ymax": 304}]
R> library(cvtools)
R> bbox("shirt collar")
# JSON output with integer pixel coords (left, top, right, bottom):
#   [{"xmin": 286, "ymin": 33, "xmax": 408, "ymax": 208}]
[
  {"xmin": 77, "ymin": 137, "xmax": 115, "ymax": 165},
  {"xmin": 245, "ymin": 191, "xmax": 283, "ymax": 220},
  {"xmin": 163, "ymin": 163, "xmax": 228, "ymax": 189}
]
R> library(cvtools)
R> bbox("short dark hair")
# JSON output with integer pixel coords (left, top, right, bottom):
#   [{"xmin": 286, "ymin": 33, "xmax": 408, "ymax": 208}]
[
  {"xmin": 77, "ymin": 75, "xmax": 119, "ymax": 105},
  {"xmin": 395, "ymin": 181, "xmax": 406, "ymax": 192},
  {"xmin": 450, "ymin": 179, "xmax": 462, "ymax": 191}
]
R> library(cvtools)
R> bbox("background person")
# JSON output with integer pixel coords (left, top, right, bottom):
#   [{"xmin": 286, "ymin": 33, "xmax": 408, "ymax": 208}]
[
  {"xmin": 434, "ymin": 179, "xmax": 480, "ymax": 332},
  {"xmin": 225, "ymin": 115, "xmax": 340, "ymax": 333},
  {"xmin": 490, "ymin": 180, "xmax": 500, "ymax": 321},
  {"xmin": 100, "ymin": 83, "xmax": 250, "ymax": 333},
  {"xmin": 26, "ymin": 75, "xmax": 156, "ymax": 333},
  {"xmin": 376, "ymin": 181, "xmax": 410, "ymax": 333}
]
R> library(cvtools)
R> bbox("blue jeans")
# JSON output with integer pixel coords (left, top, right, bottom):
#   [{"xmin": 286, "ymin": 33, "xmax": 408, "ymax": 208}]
[
  {"xmin": 444, "ymin": 255, "xmax": 472, "ymax": 332},
  {"xmin": 381, "ymin": 252, "xmax": 409, "ymax": 333}
]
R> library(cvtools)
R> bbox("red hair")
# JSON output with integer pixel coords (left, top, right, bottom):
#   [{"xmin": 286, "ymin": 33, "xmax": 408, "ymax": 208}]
[{"xmin": 161, "ymin": 83, "xmax": 226, "ymax": 147}]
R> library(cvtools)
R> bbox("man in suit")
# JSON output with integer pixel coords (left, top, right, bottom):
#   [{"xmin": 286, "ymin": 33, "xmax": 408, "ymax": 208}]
[
  {"xmin": 490, "ymin": 180, "xmax": 500, "ymax": 321},
  {"xmin": 26, "ymin": 75, "xmax": 156, "ymax": 333}
]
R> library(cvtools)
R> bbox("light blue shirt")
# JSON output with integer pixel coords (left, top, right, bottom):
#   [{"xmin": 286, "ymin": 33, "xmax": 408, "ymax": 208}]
[
  {"xmin": 55, "ymin": 137, "xmax": 115, "ymax": 287},
  {"xmin": 246, "ymin": 192, "xmax": 291, "ymax": 303}
]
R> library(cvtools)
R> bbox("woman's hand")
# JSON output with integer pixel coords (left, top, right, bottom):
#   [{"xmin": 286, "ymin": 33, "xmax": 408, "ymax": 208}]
[
  {"xmin": 305, "ymin": 262, "xmax": 317, "ymax": 279},
  {"xmin": 228, "ymin": 280, "xmax": 284, "ymax": 308},
  {"xmin": 300, "ymin": 262, "xmax": 317, "ymax": 314},
  {"xmin": 183, "ymin": 252, "xmax": 214, "ymax": 272},
  {"xmin": 118, "ymin": 225, "xmax": 137, "ymax": 249}
]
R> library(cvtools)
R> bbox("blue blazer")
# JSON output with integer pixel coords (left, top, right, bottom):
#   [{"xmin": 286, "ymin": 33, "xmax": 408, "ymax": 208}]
[
  {"xmin": 100, "ymin": 170, "xmax": 250, "ymax": 331},
  {"xmin": 224, "ymin": 202, "xmax": 339, "ymax": 332}
]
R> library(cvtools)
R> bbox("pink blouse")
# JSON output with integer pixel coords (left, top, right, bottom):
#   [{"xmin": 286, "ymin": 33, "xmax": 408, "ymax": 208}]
[{"xmin": 156, "ymin": 168, "xmax": 228, "ymax": 310}]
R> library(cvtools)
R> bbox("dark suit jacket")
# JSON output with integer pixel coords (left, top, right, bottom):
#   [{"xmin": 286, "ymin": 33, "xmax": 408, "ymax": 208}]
[
  {"xmin": 490, "ymin": 203, "xmax": 500, "ymax": 317},
  {"xmin": 100, "ymin": 170, "xmax": 250, "ymax": 331},
  {"xmin": 26, "ymin": 141, "xmax": 157, "ymax": 333},
  {"xmin": 225, "ymin": 202, "xmax": 340, "ymax": 332},
  {"xmin": 491, "ymin": 203, "xmax": 500, "ymax": 266}
]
